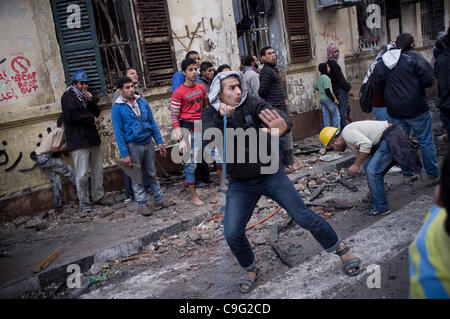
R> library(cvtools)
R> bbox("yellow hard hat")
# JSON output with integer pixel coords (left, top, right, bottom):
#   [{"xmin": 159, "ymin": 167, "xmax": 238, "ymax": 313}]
[{"xmin": 319, "ymin": 127, "xmax": 339, "ymax": 147}]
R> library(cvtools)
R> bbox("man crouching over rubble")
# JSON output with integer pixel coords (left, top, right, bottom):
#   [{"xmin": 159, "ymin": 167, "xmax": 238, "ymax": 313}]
[
  {"xmin": 201, "ymin": 71, "xmax": 362, "ymax": 293},
  {"xmin": 320, "ymin": 121, "xmax": 422, "ymax": 216}
]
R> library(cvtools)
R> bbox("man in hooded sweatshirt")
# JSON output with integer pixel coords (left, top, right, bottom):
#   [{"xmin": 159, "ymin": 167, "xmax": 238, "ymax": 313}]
[
  {"xmin": 201, "ymin": 71, "xmax": 362, "ymax": 293},
  {"xmin": 373, "ymin": 33, "xmax": 439, "ymax": 186}
]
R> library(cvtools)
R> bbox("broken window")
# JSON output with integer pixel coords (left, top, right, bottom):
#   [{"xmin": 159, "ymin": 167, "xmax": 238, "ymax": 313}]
[
  {"xmin": 92, "ymin": 0, "xmax": 141, "ymax": 92},
  {"xmin": 51, "ymin": 0, "xmax": 177, "ymax": 95},
  {"xmin": 420, "ymin": 0, "xmax": 445, "ymax": 41},
  {"xmin": 356, "ymin": 0, "xmax": 386, "ymax": 51},
  {"xmin": 233, "ymin": 0, "xmax": 271, "ymax": 59}
]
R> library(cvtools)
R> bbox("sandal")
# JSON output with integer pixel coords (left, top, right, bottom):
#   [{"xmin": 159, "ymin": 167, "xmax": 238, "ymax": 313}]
[
  {"xmin": 335, "ymin": 242, "xmax": 361, "ymax": 277},
  {"xmin": 237, "ymin": 267, "xmax": 260, "ymax": 293}
]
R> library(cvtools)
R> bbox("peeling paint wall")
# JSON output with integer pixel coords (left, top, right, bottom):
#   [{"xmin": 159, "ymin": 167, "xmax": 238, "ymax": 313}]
[{"xmin": 167, "ymin": 0, "xmax": 241, "ymax": 70}]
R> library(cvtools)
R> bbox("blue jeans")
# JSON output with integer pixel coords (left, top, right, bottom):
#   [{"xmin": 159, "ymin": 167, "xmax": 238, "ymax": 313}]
[
  {"xmin": 362, "ymin": 140, "xmax": 393, "ymax": 211},
  {"xmin": 391, "ymin": 111, "xmax": 439, "ymax": 178},
  {"xmin": 123, "ymin": 166, "xmax": 154, "ymax": 198},
  {"xmin": 127, "ymin": 141, "xmax": 163, "ymax": 206},
  {"xmin": 36, "ymin": 153, "xmax": 76, "ymax": 210},
  {"xmin": 372, "ymin": 107, "xmax": 392, "ymax": 123},
  {"xmin": 223, "ymin": 168, "xmax": 341, "ymax": 270},
  {"xmin": 440, "ymin": 112, "xmax": 450, "ymax": 139},
  {"xmin": 320, "ymin": 99, "xmax": 341, "ymax": 130},
  {"xmin": 336, "ymin": 89, "xmax": 349, "ymax": 129}
]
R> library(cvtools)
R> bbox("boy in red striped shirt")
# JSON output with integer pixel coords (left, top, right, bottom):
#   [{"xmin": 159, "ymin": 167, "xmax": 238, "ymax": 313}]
[{"xmin": 171, "ymin": 58, "xmax": 224, "ymax": 206}]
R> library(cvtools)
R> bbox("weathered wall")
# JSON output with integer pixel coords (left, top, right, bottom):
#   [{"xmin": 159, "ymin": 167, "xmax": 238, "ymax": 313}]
[
  {"xmin": 167, "ymin": 0, "xmax": 241, "ymax": 70},
  {"xmin": 0, "ymin": 0, "xmax": 67, "ymax": 199}
]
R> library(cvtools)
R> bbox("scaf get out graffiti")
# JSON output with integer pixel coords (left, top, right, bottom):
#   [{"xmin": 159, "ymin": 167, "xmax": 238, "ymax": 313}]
[{"xmin": 0, "ymin": 53, "xmax": 39, "ymax": 103}]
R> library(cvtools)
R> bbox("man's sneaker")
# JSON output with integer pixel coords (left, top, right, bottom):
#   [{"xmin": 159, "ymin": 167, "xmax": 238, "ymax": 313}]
[
  {"xmin": 124, "ymin": 196, "xmax": 132, "ymax": 203},
  {"xmin": 426, "ymin": 176, "xmax": 440, "ymax": 187},
  {"xmin": 137, "ymin": 205, "xmax": 153, "ymax": 216},
  {"xmin": 361, "ymin": 208, "xmax": 391, "ymax": 216},
  {"xmin": 155, "ymin": 199, "xmax": 176, "ymax": 209},
  {"xmin": 403, "ymin": 174, "xmax": 420, "ymax": 185}
]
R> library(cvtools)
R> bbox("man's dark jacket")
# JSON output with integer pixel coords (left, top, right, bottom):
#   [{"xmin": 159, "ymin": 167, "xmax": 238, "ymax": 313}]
[
  {"xmin": 437, "ymin": 47, "xmax": 450, "ymax": 115},
  {"xmin": 61, "ymin": 88, "xmax": 101, "ymax": 152},
  {"xmin": 258, "ymin": 62, "xmax": 285, "ymax": 109},
  {"xmin": 381, "ymin": 123, "xmax": 422, "ymax": 174},
  {"xmin": 201, "ymin": 96, "xmax": 292, "ymax": 180},
  {"xmin": 327, "ymin": 59, "xmax": 351, "ymax": 92},
  {"xmin": 373, "ymin": 49, "xmax": 434, "ymax": 120}
]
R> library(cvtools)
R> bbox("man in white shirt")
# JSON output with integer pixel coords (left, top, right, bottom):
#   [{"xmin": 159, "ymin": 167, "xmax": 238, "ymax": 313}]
[{"xmin": 320, "ymin": 121, "xmax": 392, "ymax": 216}]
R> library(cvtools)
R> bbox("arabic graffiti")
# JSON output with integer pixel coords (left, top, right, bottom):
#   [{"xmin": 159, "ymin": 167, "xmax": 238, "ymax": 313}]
[
  {"xmin": 0, "ymin": 54, "xmax": 39, "ymax": 103},
  {"xmin": 0, "ymin": 129, "xmax": 49, "ymax": 173}
]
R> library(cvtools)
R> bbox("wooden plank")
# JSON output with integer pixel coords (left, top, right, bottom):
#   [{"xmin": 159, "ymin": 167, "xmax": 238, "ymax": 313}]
[{"xmin": 34, "ymin": 248, "xmax": 63, "ymax": 273}]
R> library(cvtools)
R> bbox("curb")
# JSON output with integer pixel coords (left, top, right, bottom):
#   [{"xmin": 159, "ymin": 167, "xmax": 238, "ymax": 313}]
[{"xmin": 0, "ymin": 154, "xmax": 355, "ymax": 298}]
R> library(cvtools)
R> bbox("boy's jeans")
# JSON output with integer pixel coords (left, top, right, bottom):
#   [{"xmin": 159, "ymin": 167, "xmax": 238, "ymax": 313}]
[
  {"xmin": 36, "ymin": 153, "xmax": 76, "ymax": 210},
  {"xmin": 320, "ymin": 99, "xmax": 341, "ymax": 130},
  {"xmin": 223, "ymin": 167, "xmax": 341, "ymax": 270},
  {"xmin": 362, "ymin": 140, "xmax": 393, "ymax": 212},
  {"xmin": 127, "ymin": 141, "xmax": 163, "ymax": 207}
]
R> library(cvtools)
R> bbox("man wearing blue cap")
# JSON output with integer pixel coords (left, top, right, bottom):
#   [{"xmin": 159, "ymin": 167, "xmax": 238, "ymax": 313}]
[{"xmin": 61, "ymin": 70, "xmax": 109, "ymax": 213}]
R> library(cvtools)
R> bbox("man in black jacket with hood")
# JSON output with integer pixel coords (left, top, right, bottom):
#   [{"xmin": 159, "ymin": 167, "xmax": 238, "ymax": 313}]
[
  {"xmin": 61, "ymin": 70, "xmax": 107, "ymax": 213},
  {"xmin": 201, "ymin": 71, "xmax": 361, "ymax": 293},
  {"xmin": 374, "ymin": 33, "xmax": 439, "ymax": 186}
]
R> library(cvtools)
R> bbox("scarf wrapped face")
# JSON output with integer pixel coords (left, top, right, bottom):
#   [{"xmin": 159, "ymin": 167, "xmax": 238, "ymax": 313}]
[
  {"xmin": 327, "ymin": 44, "xmax": 339, "ymax": 62},
  {"xmin": 66, "ymin": 85, "xmax": 87, "ymax": 108},
  {"xmin": 208, "ymin": 71, "xmax": 248, "ymax": 112}
]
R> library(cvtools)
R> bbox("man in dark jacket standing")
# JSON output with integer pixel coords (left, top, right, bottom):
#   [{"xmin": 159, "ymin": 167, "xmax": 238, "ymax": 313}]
[
  {"xmin": 374, "ymin": 33, "xmax": 440, "ymax": 186},
  {"xmin": 61, "ymin": 70, "xmax": 106, "ymax": 213},
  {"xmin": 436, "ymin": 33, "xmax": 450, "ymax": 138},
  {"xmin": 258, "ymin": 46, "xmax": 299, "ymax": 173}
]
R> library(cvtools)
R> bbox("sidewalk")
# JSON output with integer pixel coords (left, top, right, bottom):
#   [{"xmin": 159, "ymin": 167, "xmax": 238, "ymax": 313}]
[{"xmin": 0, "ymin": 147, "xmax": 355, "ymax": 298}]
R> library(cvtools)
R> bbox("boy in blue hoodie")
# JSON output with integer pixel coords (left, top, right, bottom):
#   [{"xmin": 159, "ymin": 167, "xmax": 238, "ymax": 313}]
[
  {"xmin": 112, "ymin": 77, "xmax": 175, "ymax": 216},
  {"xmin": 315, "ymin": 62, "xmax": 340, "ymax": 131}
]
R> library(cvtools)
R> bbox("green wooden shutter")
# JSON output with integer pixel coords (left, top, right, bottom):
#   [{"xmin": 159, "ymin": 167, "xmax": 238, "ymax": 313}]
[
  {"xmin": 51, "ymin": 0, "xmax": 106, "ymax": 95},
  {"xmin": 133, "ymin": 0, "xmax": 177, "ymax": 87},
  {"xmin": 283, "ymin": 0, "xmax": 312, "ymax": 63}
]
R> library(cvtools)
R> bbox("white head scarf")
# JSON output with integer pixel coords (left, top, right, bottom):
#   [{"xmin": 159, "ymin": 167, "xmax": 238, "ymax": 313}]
[{"xmin": 208, "ymin": 71, "xmax": 248, "ymax": 111}]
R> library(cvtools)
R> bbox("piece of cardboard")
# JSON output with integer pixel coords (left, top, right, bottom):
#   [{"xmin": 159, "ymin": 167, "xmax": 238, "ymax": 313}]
[{"xmin": 118, "ymin": 162, "xmax": 143, "ymax": 184}]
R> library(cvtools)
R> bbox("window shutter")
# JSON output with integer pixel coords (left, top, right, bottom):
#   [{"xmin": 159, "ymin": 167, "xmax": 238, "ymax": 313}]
[
  {"xmin": 283, "ymin": 0, "xmax": 312, "ymax": 63},
  {"xmin": 50, "ymin": 0, "xmax": 106, "ymax": 95},
  {"xmin": 431, "ymin": 0, "xmax": 445, "ymax": 39},
  {"xmin": 133, "ymin": 0, "xmax": 177, "ymax": 87}
]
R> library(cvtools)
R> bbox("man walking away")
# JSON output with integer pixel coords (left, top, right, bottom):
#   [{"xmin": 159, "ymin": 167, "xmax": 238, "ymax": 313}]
[
  {"xmin": 61, "ymin": 70, "xmax": 109, "ymax": 213},
  {"xmin": 374, "ymin": 33, "xmax": 439, "ymax": 186},
  {"xmin": 112, "ymin": 77, "xmax": 175, "ymax": 216}
]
